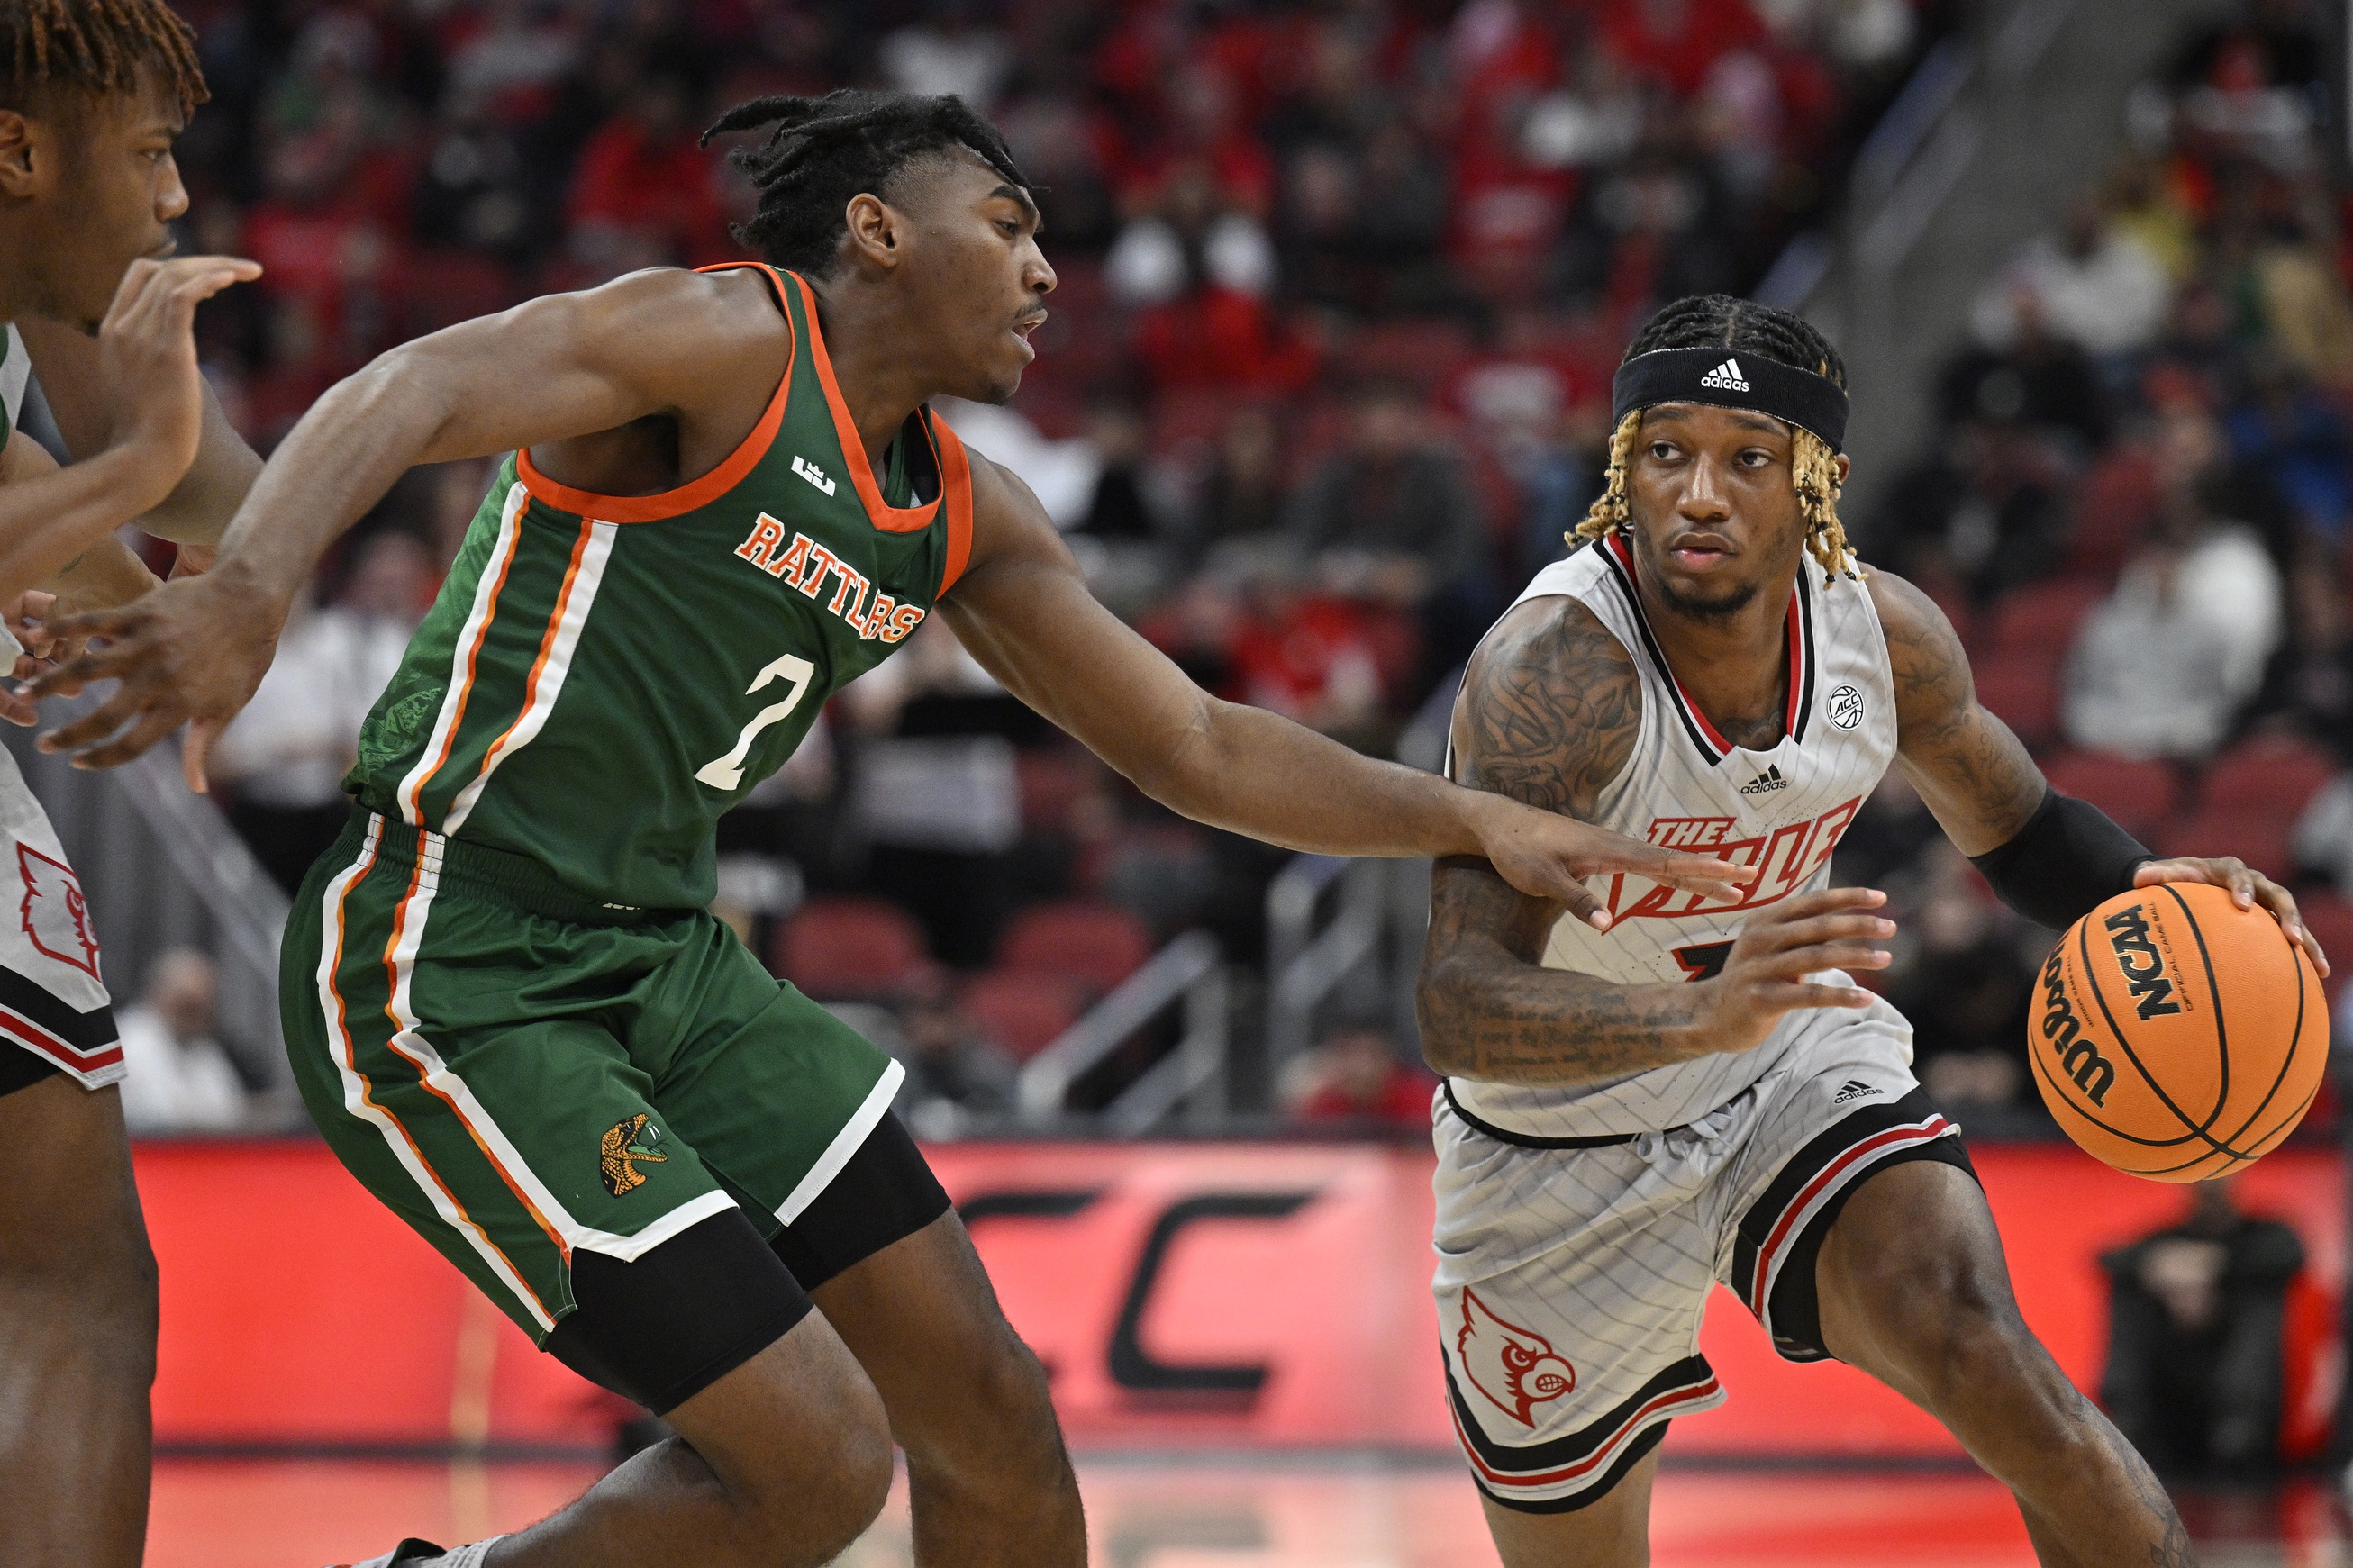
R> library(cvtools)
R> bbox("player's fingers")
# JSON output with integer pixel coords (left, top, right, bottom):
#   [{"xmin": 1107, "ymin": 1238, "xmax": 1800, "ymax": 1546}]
[
  {"xmin": 1759, "ymin": 982, "xmax": 1877, "ymax": 1011},
  {"xmin": 2249, "ymin": 882, "xmax": 2328, "ymax": 978},
  {"xmin": 68, "ymin": 705, "xmax": 186, "ymax": 772},
  {"xmin": 36, "ymin": 686, "xmax": 162, "ymax": 755},
  {"xmin": 1749, "ymin": 886, "xmax": 1888, "ymax": 926},
  {"xmin": 23, "ymin": 629, "xmax": 146, "ymax": 701},
  {"xmin": 184, "ymin": 716, "xmax": 223, "ymax": 794},
  {"xmin": 0, "ymin": 685, "xmax": 40, "ymax": 727},
  {"xmin": 1749, "ymin": 912, "xmax": 1896, "ymax": 953},
  {"xmin": 1552, "ymin": 877, "xmax": 1611, "ymax": 933},
  {"xmin": 1749, "ymin": 942, "xmax": 1890, "ymax": 981},
  {"xmin": 1645, "ymin": 847, "xmax": 1757, "ymax": 899}
]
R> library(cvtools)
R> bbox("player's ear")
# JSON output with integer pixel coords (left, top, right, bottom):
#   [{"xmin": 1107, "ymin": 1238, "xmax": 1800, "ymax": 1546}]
[
  {"xmin": 1834, "ymin": 453, "xmax": 1851, "ymax": 486},
  {"xmin": 0, "ymin": 111, "xmax": 40, "ymax": 200},
  {"xmin": 842, "ymin": 192, "xmax": 904, "ymax": 273}
]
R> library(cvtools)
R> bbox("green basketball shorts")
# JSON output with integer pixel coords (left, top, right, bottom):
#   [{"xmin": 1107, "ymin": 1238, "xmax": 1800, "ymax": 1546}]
[{"xmin": 281, "ymin": 810, "xmax": 904, "ymax": 1342}]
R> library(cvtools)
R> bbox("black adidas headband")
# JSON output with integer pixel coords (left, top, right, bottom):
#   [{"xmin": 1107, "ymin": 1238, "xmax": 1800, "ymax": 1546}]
[{"xmin": 1611, "ymin": 347, "xmax": 1849, "ymax": 454}]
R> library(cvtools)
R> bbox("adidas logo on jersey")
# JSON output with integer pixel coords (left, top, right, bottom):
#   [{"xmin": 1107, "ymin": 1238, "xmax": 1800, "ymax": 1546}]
[
  {"xmin": 790, "ymin": 454, "xmax": 838, "ymax": 496},
  {"xmin": 1699, "ymin": 358, "xmax": 1749, "ymax": 392},
  {"xmin": 1832, "ymin": 1080, "xmax": 1884, "ymax": 1106},
  {"xmin": 1739, "ymin": 765, "xmax": 1787, "ymax": 797}
]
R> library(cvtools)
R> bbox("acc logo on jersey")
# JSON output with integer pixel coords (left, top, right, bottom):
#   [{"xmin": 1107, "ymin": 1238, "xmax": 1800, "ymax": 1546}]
[
  {"xmin": 16, "ymin": 844, "xmax": 99, "ymax": 980},
  {"xmin": 1456, "ymin": 1288, "xmax": 1576, "ymax": 1427},
  {"xmin": 1828, "ymin": 684, "xmax": 1866, "ymax": 730}
]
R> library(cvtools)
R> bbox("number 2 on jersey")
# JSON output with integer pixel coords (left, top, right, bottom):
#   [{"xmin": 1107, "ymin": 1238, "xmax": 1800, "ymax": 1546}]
[{"xmin": 695, "ymin": 652, "xmax": 815, "ymax": 791}]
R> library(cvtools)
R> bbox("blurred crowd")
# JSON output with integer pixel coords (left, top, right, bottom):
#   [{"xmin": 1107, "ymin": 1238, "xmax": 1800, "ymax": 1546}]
[
  {"xmin": 159, "ymin": 0, "xmax": 2349, "ymax": 1132},
  {"xmin": 1838, "ymin": 0, "xmax": 2353, "ymax": 1123},
  {"xmin": 171, "ymin": 0, "xmax": 1945, "ymax": 1119}
]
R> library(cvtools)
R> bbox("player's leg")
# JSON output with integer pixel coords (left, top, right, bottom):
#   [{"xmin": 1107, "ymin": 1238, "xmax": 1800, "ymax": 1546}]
[
  {"xmin": 1477, "ymin": 1444, "xmax": 1659, "ymax": 1568},
  {"xmin": 287, "ymin": 826, "xmax": 894, "ymax": 1567},
  {"xmin": 800, "ymin": 1181, "xmax": 1086, "ymax": 1567},
  {"xmin": 1814, "ymin": 1160, "xmax": 2194, "ymax": 1568},
  {"xmin": 1430, "ymin": 1094, "xmax": 1742, "ymax": 1568},
  {"xmin": 0, "ymin": 1065, "xmax": 154, "ymax": 1568},
  {"xmin": 644, "ymin": 938, "xmax": 1083, "ymax": 1566}
]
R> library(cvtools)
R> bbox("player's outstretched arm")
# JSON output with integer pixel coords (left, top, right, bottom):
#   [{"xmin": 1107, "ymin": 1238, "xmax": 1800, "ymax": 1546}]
[
  {"xmin": 1414, "ymin": 594, "xmax": 1889, "ymax": 1086},
  {"xmin": 940, "ymin": 456, "xmax": 1755, "ymax": 922},
  {"xmin": 15, "ymin": 314, "xmax": 259, "ymax": 553},
  {"xmin": 1873, "ymin": 569, "xmax": 2328, "ymax": 974},
  {"xmin": 0, "ymin": 257, "xmax": 254, "ymax": 608},
  {"xmin": 27, "ymin": 267, "xmax": 782, "ymax": 787}
]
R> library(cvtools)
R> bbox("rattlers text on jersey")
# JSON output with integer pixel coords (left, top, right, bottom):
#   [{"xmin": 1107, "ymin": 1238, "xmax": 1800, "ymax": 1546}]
[{"xmin": 1448, "ymin": 531, "xmax": 1898, "ymax": 1139}]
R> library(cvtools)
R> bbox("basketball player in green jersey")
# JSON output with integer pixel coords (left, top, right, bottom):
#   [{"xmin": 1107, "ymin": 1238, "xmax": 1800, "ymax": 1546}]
[
  {"xmin": 0, "ymin": 4, "xmax": 261, "ymax": 1563},
  {"xmin": 37, "ymin": 91, "xmax": 1751, "ymax": 1568}
]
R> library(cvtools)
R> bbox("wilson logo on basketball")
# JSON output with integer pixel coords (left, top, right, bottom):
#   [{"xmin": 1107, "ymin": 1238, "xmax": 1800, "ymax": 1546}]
[
  {"xmin": 2039, "ymin": 947, "xmax": 2116, "ymax": 1106},
  {"xmin": 1456, "ymin": 1289, "xmax": 1575, "ymax": 1427},
  {"xmin": 2102, "ymin": 904, "xmax": 2185, "ymax": 1021}
]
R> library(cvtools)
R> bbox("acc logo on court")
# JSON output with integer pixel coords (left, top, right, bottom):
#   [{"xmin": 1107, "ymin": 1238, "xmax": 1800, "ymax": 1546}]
[
  {"xmin": 1828, "ymin": 684, "xmax": 1866, "ymax": 730},
  {"xmin": 599, "ymin": 1113, "xmax": 668, "ymax": 1196},
  {"xmin": 1457, "ymin": 1288, "xmax": 1575, "ymax": 1427},
  {"xmin": 17, "ymin": 844, "xmax": 99, "ymax": 980}
]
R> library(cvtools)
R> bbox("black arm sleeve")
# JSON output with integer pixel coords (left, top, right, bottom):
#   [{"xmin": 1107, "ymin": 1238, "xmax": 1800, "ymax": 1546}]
[{"xmin": 1966, "ymin": 787, "xmax": 2153, "ymax": 931}]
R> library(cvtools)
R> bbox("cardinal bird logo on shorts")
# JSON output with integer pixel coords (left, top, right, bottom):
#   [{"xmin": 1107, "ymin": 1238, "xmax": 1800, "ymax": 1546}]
[
  {"xmin": 598, "ymin": 1114, "xmax": 668, "ymax": 1196},
  {"xmin": 1457, "ymin": 1288, "xmax": 1576, "ymax": 1427},
  {"xmin": 17, "ymin": 844, "xmax": 99, "ymax": 980}
]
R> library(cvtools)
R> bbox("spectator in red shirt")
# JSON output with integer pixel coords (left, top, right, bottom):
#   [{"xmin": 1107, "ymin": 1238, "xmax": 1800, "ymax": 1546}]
[
  {"xmin": 568, "ymin": 74, "xmax": 731, "ymax": 269},
  {"xmin": 1599, "ymin": 0, "xmax": 1767, "ymax": 98},
  {"xmin": 1286, "ymin": 1026, "xmax": 1441, "ymax": 1129}
]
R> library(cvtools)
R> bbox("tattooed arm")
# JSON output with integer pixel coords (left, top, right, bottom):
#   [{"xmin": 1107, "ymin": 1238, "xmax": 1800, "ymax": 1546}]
[
  {"xmin": 1415, "ymin": 596, "xmax": 1885, "ymax": 1086},
  {"xmin": 1869, "ymin": 570, "xmax": 2047, "ymax": 853},
  {"xmin": 1874, "ymin": 567, "xmax": 2329, "ymax": 971}
]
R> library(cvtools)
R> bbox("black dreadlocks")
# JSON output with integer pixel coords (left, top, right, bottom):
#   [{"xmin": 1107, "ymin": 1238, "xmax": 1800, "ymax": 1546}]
[
  {"xmin": 0, "ymin": 0, "xmax": 206, "ymax": 117},
  {"xmin": 701, "ymin": 88, "xmax": 1038, "ymax": 277},
  {"xmin": 1576, "ymin": 294, "xmax": 1857, "ymax": 582}
]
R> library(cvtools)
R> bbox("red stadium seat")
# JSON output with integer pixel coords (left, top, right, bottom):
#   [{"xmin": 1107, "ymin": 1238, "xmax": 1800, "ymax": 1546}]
[
  {"xmin": 2157, "ymin": 810, "xmax": 2294, "ymax": 883},
  {"xmin": 961, "ymin": 969, "xmax": 1086, "ymax": 1062},
  {"xmin": 773, "ymin": 896, "xmax": 933, "ymax": 1000},
  {"xmin": 2198, "ymin": 733, "xmax": 2339, "ymax": 821},
  {"xmin": 2040, "ymin": 751, "xmax": 2184, "ymax": 842},
  {"xmin": 2065, "ymin": 447, "xmax": 2158, "ymax": 578},
  {"xmin": 1334, "ymin": 319, "xmax": 1476, "ymax": 391},
  {"xmin": 1969, "ymin": 651, "xmax": 2063, "ymax": 748},
  {"xmin": 2296, "ymin": 893, "xmax": 2353, "ymax": 1004},
  {"xmin": 997, "ymin": 899, "xmax": 1155, "ymax": 993},
  {"xmin": 1985, "ymin": 580, "xmax": 2105, "ymax": 658}
]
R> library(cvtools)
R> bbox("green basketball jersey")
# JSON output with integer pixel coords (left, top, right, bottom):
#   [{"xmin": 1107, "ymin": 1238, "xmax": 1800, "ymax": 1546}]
[
  {"xmin": 1, "ymin": 325, "xmax": 27, "ymax": 447},
  {"xmin": 348, "ymin": 266, "xmax": 977, "ymax": 910}
]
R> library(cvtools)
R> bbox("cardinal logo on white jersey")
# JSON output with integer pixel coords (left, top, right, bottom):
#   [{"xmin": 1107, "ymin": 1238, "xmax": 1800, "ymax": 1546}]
[
  {"xmin": 17, "ymin": 843, "xmax": 99, "ymax": 980},
  {"xmin": 1457, "ymin": 1288, "xmax": 1576, "ymax": 1426}
]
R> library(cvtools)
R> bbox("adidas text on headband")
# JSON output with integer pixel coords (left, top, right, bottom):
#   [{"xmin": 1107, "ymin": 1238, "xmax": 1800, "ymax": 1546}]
[{"xmin": 1612, "ymin": 346, "xmax": 1849, "ymax": 454}]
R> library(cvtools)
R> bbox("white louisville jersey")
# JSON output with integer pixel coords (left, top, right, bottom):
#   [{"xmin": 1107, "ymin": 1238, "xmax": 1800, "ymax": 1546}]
[
  {"xmin": 1448, "ymin": 532, "xmax": 1898, "ymax": 1138},
  {"xmin": 0, "ymin": 329, "xmax": 120, "ymax": 1084},
  {"xmin": 0, "ymin": 324, "xmax": 26, "ymax": 443}
]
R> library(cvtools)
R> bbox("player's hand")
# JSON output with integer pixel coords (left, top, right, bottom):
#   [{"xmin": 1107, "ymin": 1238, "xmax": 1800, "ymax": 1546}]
[
  {"xmin": 169, "ymin": 542, "xmax": 217, "ymax": 580},
  {"xmin": 1694, "ymin": 886, "xmax": 1894, "ymax": 1056},
  {"xmin": 22, "ymin": 561, "xmax": 285, "ymax": 791},
  {"xmin": 1469, "ymin": 793, "xmax": 1757, "ymax": 930},
  {"xmin": 0, "ymin": 591, "xmax": 65, "ymax": 725},
  {"xmin": 97, "ymin": 255, "xmax": 261, "ymax": 496},
  {"xmin": 2134, "ymin": 857, "xmax": 2330, "ymax": 978}
]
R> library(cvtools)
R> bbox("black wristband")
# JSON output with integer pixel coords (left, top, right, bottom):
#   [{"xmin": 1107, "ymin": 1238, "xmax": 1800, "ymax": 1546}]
[{"xmin": 1967, "ymin": 787, "xmax": 2152, "ymax": 931}]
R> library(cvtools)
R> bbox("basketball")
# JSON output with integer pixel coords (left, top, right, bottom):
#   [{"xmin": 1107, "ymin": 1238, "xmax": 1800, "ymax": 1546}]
[{"xmin": 2030, "ymin": 881, "xmax": 2330, "ymax": 1183}]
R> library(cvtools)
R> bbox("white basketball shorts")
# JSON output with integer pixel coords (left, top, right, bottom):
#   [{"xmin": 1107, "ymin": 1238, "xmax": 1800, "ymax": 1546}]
[
  {"xmin": 1431, "ymin": 995, "xmax": 1971, "ymax": 1513},
  {"xmin": 0, "ymin": 748, "xmax": 118, "ymax": 1095}
]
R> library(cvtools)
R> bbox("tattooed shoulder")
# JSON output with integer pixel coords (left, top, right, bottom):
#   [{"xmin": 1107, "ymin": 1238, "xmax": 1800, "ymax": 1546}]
[
  {"xmin": 1865, "ymin": 566, "xmax": 1974, "ymax": 744},
  {"xmin": 1452, "ymin": 595, "xmax": 1640, "ymax": 820}
]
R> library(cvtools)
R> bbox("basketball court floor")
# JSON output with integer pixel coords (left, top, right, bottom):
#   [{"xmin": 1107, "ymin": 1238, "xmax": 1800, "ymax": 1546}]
[{"xmin": 148, "ymin": 1454, "xmax": 2350, "ymax": 1566}]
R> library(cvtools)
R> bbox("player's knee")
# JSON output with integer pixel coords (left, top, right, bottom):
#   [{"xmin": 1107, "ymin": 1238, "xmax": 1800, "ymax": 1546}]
[
  {"xmin": 733, "ymin": 1381, "xmax": 893, "ymax": 1565},
  {"xmin": 904, "ymin": 1318, "xmax": 1064, "ymax": 1482}
]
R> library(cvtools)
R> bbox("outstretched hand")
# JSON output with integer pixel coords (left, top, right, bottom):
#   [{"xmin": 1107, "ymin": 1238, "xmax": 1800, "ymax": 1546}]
[
  {"xmin": 22, "ymin": 565, "xmax": 285, "ymax": 793},
  {"xmin": 98, "ymin": 255, "xmax": 262, "ymax": 486},
  {"xmin": 1469, "ymin": 793, "xmax": 1757, "ymax": 929}
]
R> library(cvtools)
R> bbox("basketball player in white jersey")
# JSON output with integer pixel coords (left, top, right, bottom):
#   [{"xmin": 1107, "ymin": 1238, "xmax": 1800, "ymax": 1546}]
[
  {"xmin": 1420, "ymin": 295, "xmax": 2329, "ymax": 1566},
  {"xmin": 0, "ymin": 3, "xmax": 259, "ymax": 1560}
]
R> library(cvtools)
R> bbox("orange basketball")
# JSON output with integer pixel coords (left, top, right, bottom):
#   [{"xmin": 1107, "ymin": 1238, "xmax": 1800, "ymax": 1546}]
[{"xmin": 2030, "ymin": 880, "xmax": 2329, "ymax": 1183}]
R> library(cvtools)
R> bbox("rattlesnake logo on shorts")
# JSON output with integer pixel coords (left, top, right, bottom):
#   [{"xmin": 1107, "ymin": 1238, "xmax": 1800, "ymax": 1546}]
[
  {"xmin": 1457, "ymin": 1288, "xmax": 1576, "ymax": 1427},
  {"xmin": 17, "ymin": 844, "xmax": 99, "ymax": 979},
  {"xmin": 599, "ymin": 1113, "xmax": 668, "ymax": 1196}
]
